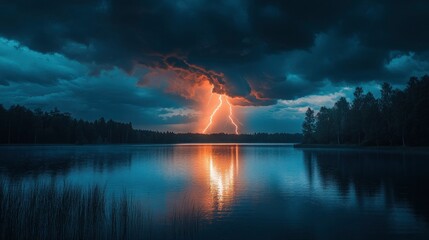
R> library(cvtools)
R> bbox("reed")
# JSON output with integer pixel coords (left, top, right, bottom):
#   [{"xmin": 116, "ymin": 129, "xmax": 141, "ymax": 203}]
[
  {"xmin": 0, "ymin": 180, "xmax": 203, "ymax": 240},
  {"xmin": 168, "ymin": 197, "xmax": 203, "ymax": 240}
]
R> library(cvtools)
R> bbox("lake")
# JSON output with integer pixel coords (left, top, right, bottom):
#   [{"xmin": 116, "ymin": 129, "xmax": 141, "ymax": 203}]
[{"xmin": 1, "ymin": 144, "xmax": 429, "ymax": 239}]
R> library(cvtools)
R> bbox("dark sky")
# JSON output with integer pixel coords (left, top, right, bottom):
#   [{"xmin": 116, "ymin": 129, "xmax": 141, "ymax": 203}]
[{"xmin": 1, "ymin": 0, "xmax": 429, "ymax": 133}]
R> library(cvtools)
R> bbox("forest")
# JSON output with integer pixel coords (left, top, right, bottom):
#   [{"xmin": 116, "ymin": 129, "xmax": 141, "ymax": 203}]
[
  {"xmin": 302, "ymin": 75, "xmax": 429, "ymax": 146},
  {"xmin": 0, "ymin": 105, "xmax": 301, "ymax": 144}
]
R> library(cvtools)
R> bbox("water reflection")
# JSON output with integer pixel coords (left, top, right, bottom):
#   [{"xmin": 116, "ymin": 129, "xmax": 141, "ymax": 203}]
[
  {"xmin": 165, "ymin": 145, "xmax": 241, "ymax": 218},
  {"xmin": 1, "ymin": 145, "xmax": 429, "ymax": 239},
  {"xmin": 0, "ymin": 145, "xmax": 132, "ymax": 180},
  {"xmin": 207, "ymin": 145, "xmax": 239, "ymax": 211},
  {"xmin": 303, "ymin": 149, "xmax": 429, "ymax": 222}
]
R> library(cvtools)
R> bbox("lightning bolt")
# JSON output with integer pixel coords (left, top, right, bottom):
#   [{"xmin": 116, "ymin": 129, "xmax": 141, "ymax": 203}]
[
  {"xmin": 203, "ymin": 94, "xmax": 223, "ymax": 134},
  {"xmin": 226, "ymin": 98, "xmax": 239, "ymax": 134},
  {"xmin": 203, "ymin": 94, "xmax": 240, "ymax": 134}
]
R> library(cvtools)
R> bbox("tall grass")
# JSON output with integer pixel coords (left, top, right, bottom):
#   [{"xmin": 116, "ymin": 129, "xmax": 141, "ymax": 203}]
[
  {"xmin": 0, "ymin": 180, "xmax": 202, "ymax": 240},
  {"xmin": 168, "ymin": 198, "xmax": 203, "ymax": 240}
]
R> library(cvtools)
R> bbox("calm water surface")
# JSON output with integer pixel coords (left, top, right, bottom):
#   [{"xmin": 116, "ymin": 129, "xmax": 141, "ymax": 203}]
[{"xmin": 1, "ymin": 144, "xmax": 429, "ymax": 239}]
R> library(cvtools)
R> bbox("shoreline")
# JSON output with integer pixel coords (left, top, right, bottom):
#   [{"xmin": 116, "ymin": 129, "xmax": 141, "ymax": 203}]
[
  {"xmin": 293, "ymin": 143, "xmax": 429, "ymax": 152},
  {"xmin": 1, "ymin": 143, "xmax": 428, "ymax": 152},
  {"xmin": 0, "ymin": 142, "xmax": 298, "ymax": 147}
]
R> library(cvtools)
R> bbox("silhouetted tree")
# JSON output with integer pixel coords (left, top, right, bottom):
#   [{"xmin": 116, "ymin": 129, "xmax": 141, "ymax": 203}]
[
  {"xmin": 332, "ymin": 97, "xmax": 350, "ymax": 144},
  {"xmin": 304, "ymin": 75, "xmax": 429, "ymax": 146},
  {"xmin": 0, "ymin": 105, "xmax": 302, "ymax": 144},
  {"xmin": 403, "ymin": 75, "xmax": 429, "ymax": 145},
  {"xmin": 315, "ymin": 107, "xmax": 333, "ymax": 143},
  {"xmin": 380, "ymin": 82, "xmax": 394, "ymax": 145},
  {"xmin": 361, "ymin": 92, "xmax": 380, "ymax": 145},
  {"xmin": 0, "ymin": 105, "xmax": 7, "ymax": 143},
  {"xmin": 391, "ymin": 89, "xmax": 407, "ymax": 146},
  {"xmin": 302, "ymin": 108, "xmax": 316, "ymax": 143},
  {"xmin": 350, "ymin": 87, "xmax": 364, "ymax": 144}
]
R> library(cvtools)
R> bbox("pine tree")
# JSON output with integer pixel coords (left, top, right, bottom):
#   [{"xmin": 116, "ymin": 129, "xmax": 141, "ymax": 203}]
[
  {"xmin": 302, "ymin": 107, "xmax": 316, "ymax": 143},
  {"xmin": 333, "ymin": 97, "xmax": 350, "ymax": 144}
]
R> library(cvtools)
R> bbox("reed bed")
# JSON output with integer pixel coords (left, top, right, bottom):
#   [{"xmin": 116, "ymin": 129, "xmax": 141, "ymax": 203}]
[{"xmin": 0, "ymin": 180, "xmax": 202, "ymax": 240}]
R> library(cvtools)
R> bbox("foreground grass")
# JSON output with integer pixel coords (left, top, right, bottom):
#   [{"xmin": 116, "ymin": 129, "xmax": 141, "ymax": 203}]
[{"xmin": 0, "ymin": 180, "xmax": 202, "ymax": 240}]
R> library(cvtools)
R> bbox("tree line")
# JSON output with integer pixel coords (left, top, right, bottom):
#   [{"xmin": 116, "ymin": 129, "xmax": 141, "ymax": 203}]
[
  {"xmin": 302, "ymin": 75, "xmax": 429, "ymax": 146},
  {"xmin": 0, "ymin": 105, "xmax": 301, "ymax": 144}
]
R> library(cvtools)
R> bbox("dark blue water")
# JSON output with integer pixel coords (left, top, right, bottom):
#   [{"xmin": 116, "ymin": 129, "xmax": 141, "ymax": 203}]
[{"xmin": 1, "ymin": 144, "xmax": 429, "ymax": 239}]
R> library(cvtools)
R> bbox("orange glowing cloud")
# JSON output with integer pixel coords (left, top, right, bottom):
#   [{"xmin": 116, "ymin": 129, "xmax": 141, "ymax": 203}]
[
  {"xmin": 138, "ymin": 54, "xmax": 226, "ymax": 97},
  {"xmin": 137, "ymin": 55, "xmax": 243, "ymax": 133}
]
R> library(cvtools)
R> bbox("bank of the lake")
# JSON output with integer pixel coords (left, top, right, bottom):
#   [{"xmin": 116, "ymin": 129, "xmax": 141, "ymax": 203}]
[{"xmin": 294, "ymin": 143, "xmax": 429, "ymax": 152}]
